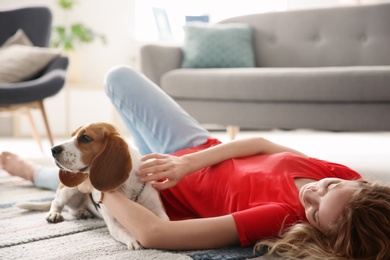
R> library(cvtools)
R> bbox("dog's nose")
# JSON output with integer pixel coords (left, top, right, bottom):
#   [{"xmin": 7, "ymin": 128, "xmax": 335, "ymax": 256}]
[{"xmin": 51, "ymin": 146, "xmax": 63, "ymax": 158}]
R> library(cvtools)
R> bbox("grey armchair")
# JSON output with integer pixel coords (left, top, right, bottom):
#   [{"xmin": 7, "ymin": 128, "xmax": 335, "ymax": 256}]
[{"xmin": 0, "ymin": 6, "xmax": 69, "ymax": 150}]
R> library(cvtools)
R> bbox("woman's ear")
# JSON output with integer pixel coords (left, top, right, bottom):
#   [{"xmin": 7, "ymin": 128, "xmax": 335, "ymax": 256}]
[
  {"xmin": 89, "ymin": 134, "xmax": 132, "ymax": 192},
  {"xmin": 59, "ymin": 169, "xmax": 88, "ymax": 187}
]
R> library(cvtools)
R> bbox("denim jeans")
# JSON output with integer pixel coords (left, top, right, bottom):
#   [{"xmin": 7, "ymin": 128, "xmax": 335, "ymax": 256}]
[{"xmin": 104, "ymin": 65, "xmax": 210, "ymax": 155}]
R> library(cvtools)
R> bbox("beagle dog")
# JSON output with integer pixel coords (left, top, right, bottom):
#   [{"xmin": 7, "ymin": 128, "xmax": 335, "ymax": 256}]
[{"xmin": 18, "ymin": 122, "xmax": 169, "ymax": 250}]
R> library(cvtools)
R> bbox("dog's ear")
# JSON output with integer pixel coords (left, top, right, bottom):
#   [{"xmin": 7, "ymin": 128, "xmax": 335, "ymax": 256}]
[
  {"xmin": 89, "ymin": 134, "xmax": 132, "ymax": 192},
  {"xmin": 59, "ymin": 169, "xmax": 88, "ymax": 187}
]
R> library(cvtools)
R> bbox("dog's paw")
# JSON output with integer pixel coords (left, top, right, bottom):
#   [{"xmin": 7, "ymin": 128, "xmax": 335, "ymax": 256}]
[
  {"xmin": 74, "ymin": 209, "xmax": 93, "ymax": 220},
  {"xmin": 126, "ymin": 238, "xmax": 143, "ymax": 250},
  {"xmin": 46, "ymin": 212, "xmax": 64, "ymax": 223}
]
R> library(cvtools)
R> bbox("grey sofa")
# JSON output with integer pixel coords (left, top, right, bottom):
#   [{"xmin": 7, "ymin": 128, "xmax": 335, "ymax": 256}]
[{"xmin": 140, "ymin": 3, "xmax": 390, "ymax": 132}]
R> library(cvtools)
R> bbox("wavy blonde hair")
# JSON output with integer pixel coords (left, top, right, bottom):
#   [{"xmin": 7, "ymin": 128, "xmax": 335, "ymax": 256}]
[{"xmin": 255, "ymin": 181, "xmax": 390, "ymax": 259}]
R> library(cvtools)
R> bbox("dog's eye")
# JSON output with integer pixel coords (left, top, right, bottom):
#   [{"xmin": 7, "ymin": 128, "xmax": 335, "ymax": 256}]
[{"xmin": 79, "ymin": 135, "xmax": 93, "ymax": 143}]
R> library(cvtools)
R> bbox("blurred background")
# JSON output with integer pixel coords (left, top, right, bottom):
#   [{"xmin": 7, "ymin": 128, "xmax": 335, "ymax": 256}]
[{"xmin": 0, "ymin": 0, "xmax": 386, "ymax": 139}]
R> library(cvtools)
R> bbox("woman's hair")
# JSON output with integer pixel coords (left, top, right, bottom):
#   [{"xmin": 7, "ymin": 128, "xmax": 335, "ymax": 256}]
[{"xmin": 255, "ymin": 181, "xmax": 390, "ymax": 260}]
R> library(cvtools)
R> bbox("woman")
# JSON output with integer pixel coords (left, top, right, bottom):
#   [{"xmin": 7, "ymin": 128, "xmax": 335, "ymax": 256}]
[{"xmin": 2, "ymin": 66, "xmax": 389, "ymax": 259}]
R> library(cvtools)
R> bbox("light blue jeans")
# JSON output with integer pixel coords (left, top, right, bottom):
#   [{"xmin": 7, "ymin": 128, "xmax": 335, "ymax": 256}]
[
  {"xmin": 34, "ymin": 66, "xmax": 210, "ymax": 190},
  {"xmin": 104, "ymin": 65, "xmax": 210, "ymax": 155}
]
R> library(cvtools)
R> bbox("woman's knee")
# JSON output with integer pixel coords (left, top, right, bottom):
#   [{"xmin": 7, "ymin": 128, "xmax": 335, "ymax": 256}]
[{"xmin": 104, "ymin": 65, "xmax": 143, "ymax": 99}]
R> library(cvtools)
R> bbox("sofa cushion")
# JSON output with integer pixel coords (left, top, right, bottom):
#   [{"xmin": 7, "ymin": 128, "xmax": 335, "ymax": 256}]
[
  {"xmin": 181, "ymin": 23, "xmax": 255, "ymax": 68},
  {"xmin": 161, "ymin": 66, "xmax": 390, "ymax": 102},
  {"xmin": 0, "ymin": 29, "xmax": 60, "ymax": 83},
  {"xmin": 0, "ymin": 45, "xmax": 60, "ymax": 83},
  {"xmin": 1, "ymin": 29, "xmax": 33, "ymax": 47}
]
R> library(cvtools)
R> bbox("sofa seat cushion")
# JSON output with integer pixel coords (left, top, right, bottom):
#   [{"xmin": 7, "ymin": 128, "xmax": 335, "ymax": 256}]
[{"xmin": 161, "ymin": 66, "xmax": 390, "ymax": 102}]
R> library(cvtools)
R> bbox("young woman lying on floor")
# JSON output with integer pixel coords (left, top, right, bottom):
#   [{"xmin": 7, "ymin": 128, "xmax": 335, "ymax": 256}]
[{"xmin": 1, "ymin": 66, "xmax": 389, "ymax": 260}]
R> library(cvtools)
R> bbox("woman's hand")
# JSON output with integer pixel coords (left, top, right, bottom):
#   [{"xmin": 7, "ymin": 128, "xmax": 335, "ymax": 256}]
[{"xmin": 137, "ymin": 153, "xmax": 191, "ymax": 190}]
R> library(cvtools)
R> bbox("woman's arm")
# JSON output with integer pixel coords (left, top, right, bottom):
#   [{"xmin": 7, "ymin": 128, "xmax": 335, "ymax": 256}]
[
  {"xmin": 103, "ymin": 190, "xmax": 239, "ymax": 250},
  {"xmin": 138, "ymin": 137, "xmax": 307, "ymax": 189},
  {"xmin": 184, "ymin": 137, "xmax": 308, "ymax": 167}
]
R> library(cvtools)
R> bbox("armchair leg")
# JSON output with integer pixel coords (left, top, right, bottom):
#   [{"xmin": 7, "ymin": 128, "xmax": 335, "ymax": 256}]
[
  {"xmin": 1, "ymin": 101, "xmax": 54, "ymax": 151},
  {"xmin": 226, "ymin": 125, "xmax": 240, "ymax": 140},
  {"xmin": 25, "ymin": 109, "xmax": 43, "ymax": 152},
  {"xmin": 38, "ymin": 101, "xmax": 54, "ymax": 147}
]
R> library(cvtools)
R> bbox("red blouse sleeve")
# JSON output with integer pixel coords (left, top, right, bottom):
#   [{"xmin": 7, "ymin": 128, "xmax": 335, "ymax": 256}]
[
  {"xmin": 308, "ymin": 158, "xmax": 362, "ymax": 180},
  {"xmin": 231, "ymin": 203, "xmax": 298, "ymax": 246}
]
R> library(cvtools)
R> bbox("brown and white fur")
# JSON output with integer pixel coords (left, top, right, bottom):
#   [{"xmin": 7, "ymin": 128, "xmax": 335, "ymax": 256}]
[{"xmin": 17, "ymin": 122, "xmax": 169, "ymax": 250}]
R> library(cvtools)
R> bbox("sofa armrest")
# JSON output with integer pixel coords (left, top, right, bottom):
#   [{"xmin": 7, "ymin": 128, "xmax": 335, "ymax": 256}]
[
  {"xmin": 140, "ymin": 44, "xmax": 182, "ymax": 85},
  {"xmin": 42, "ymin": 55, "xmax": 69, "ymax": 74},
  {"xmin": 0, "ymin": 70, "xmax": 67, "ymax": 105}
]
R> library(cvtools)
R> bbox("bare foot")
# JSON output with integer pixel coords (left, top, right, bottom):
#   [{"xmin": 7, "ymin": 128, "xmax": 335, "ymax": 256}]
[{"xmin": 0, "ymin": 152, "xmax": 40, "ymax": 182}]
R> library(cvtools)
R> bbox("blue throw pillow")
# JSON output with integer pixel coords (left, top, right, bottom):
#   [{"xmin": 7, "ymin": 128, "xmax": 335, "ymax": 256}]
[{"xmin": 181, "ymin": 23, "xmax": 255, "ymax": 68}]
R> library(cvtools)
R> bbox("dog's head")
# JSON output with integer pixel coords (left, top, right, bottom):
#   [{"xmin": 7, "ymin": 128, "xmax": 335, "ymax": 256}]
[{"xmin": 52, "ymin": 122, "xmax": 132, "ymax": 192}]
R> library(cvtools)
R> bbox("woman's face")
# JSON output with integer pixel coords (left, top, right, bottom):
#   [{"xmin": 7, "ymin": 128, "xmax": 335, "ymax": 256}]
[{"xmin": 299, "ymin": 178, "xmax": 360, "ymax": 232}]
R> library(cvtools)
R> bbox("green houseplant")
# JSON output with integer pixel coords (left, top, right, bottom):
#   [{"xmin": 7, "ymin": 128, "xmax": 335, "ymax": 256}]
[{"xmin": 51, "ymin": 0, "xmax": 106, "ymax": 52}]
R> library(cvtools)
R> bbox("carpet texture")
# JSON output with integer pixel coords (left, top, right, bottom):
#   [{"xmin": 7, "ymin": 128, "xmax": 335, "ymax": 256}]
[{"xmin": 0, "ymin": 170, "xmax": 274, "ymax": 260}]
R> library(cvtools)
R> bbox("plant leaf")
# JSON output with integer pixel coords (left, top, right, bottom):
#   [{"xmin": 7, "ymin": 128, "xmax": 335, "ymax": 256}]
[{"xmin": 58, "ymin": 0, "xmax": 76, "ymax": 10}]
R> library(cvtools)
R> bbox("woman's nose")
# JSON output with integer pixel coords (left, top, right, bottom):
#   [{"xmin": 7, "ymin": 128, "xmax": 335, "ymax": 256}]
[
  {"xmin": 308, "ymin": 184, "xmax": 327, "ymax": 197},
  {"xmin": 317, "ymin": 185, "xmax": 327, "ymax": 197},
  {"xmin": 305, "ymin": 189, "xmax": 320, "ymax": 205}
]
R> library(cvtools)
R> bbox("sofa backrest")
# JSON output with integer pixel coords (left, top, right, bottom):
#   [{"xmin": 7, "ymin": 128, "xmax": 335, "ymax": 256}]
[{"xmin": 221, "ymin": 3, "xmax": 390, "ymax": 67}]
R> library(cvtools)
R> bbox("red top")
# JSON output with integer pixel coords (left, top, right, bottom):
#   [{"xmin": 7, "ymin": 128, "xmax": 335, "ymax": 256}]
[{"xmin": 160, "ymin": 138, "xmax": 362, "ymax": 246}]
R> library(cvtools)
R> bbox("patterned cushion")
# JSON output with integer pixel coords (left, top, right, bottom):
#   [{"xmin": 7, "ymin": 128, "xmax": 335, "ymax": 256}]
[{"xmin": 181, "ymin": 23, "xmax": 255, "ymax": 68}]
